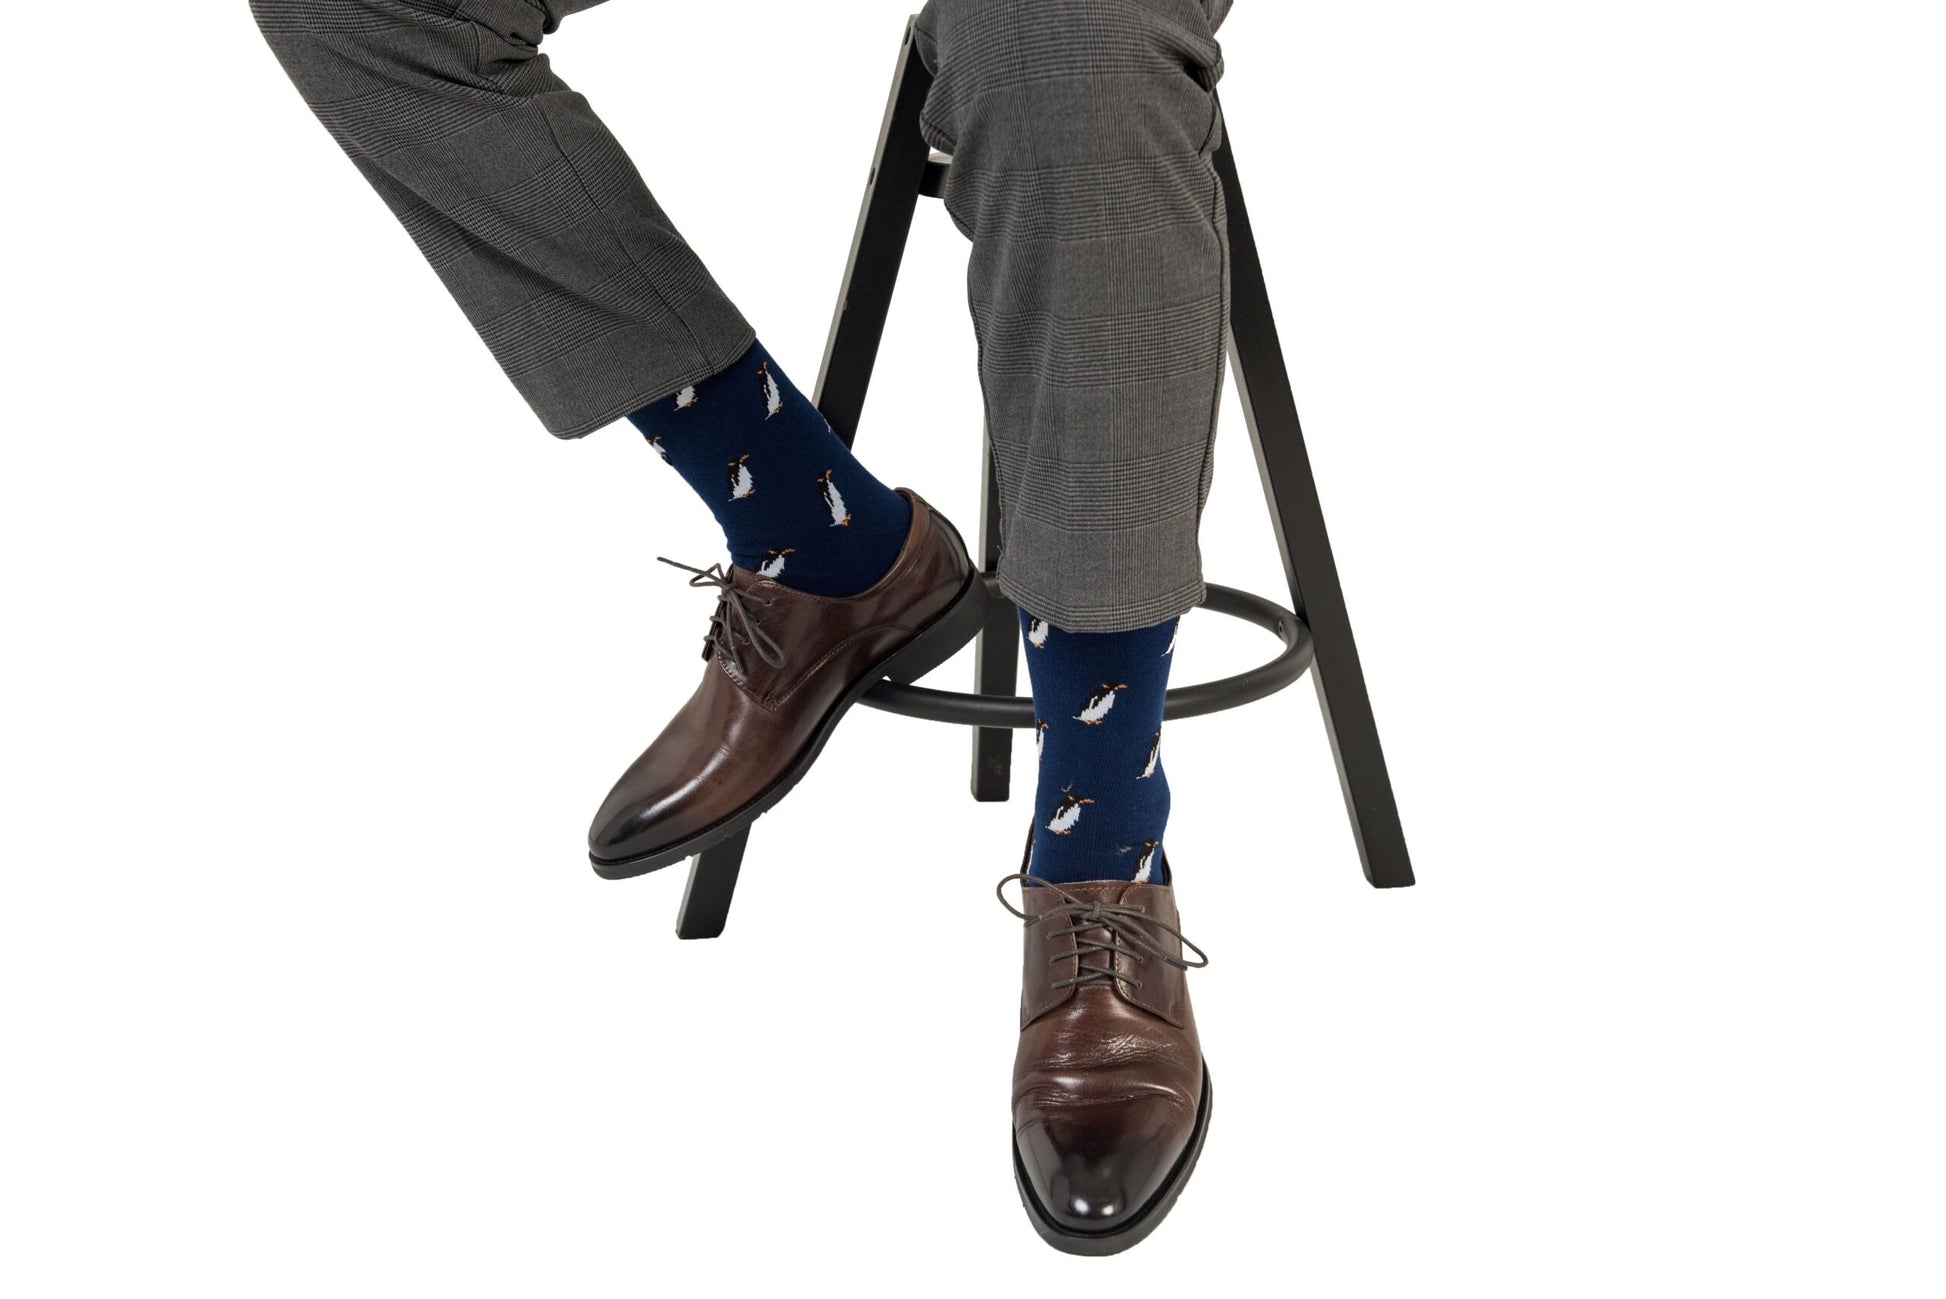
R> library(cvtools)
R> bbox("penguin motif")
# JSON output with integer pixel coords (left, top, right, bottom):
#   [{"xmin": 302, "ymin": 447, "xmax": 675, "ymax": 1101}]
[
  {"xmin": 1133, "ymin": 840, "xmax": 1160, "ymax": 884},
  {"xmin": 1026, "ymin": 617, "xmax": 1050, "ymax": 649},
  {"xmin": 758, "ymin": 362, "xmax": 783, "ymax": 418},
  {"xmin": 1139, "ymin": 728, "xmax": 1161, "ymax": 779},
  {"xmin": 1034, "ymin": 716, "xmax": 1049, "ymax": 760},
  {"xmin": 1164, "ymin": 618, "xmax": 1179, "ymax": 656},
  {"xmin": 757, "ymin": 547, "xmax": 794, "ymax": 579},
  {"xmin": 818, "ymin": 469, "xmax": 851, "ymax": 527},
  {"xmin": 646, "ymin": 435, "xmax": 670, "ymax": 463},
  {"xmin": 674, "ymin": 384, "xmax": 699, "ymax": 410},
  {"xmin": 1074, "ymin": 683, "xmax": 1127, "ymax": 725},
  {"xmin": 1046, "ymin": 792, "xmax": 1095, "ymax": 836},
  {"xmin": 727, "ymin": 455, "xmax": 756, "ymax": 500}
]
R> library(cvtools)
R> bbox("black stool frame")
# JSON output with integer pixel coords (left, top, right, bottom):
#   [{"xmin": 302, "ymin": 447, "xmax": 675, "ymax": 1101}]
[{"xmin": 672, "ymin": 17, "xmax": 1414, "ymax": 938}]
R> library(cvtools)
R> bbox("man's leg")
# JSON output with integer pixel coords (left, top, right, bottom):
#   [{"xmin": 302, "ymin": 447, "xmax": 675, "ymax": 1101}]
[
  {"xmin": 248, "ymin": 0, "xmax": 910, "ymax": 598},
  {"xmin": 916, "ymin": 0, "xmax": 1229, "ymax": 889},
  {"xmin": 249, "ymin": 0, "xmax": 985, "ymax": 872},
  {"xmin": 915, "ymin": 0, "xmax": 1231, "ymax": 1253},
  {"xmin": 250, "ymin": 0, "xmax": 749, "ymax": 437},
  {"xmin": 918, "ymin": 0, "xmax": 1232, "ymax": 635}
]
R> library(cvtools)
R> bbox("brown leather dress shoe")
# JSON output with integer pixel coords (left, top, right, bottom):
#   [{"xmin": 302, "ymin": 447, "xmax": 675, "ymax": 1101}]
[
  {"xmin": 588, "ymin": 487, "xmax": 983, "ymax": 878},
  {"xmin": 998, "ymin": 865, "xmax": 1213, "ymax": 1255}
]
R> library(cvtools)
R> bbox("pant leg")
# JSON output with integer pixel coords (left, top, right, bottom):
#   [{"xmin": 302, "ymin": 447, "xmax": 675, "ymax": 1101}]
[
  {"xmin": 249, "ymin": 0, "xmax": 755, "ymax": 438},
  {"xmin": 914, "ymin": 0, "xmax": 1232, "ymax": 633}
]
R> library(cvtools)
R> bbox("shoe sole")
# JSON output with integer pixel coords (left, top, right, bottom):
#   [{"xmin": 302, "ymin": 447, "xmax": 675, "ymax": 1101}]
[
  {"xmin": 1011, "ymin": 1061, "xmax": 1214, "ymax": 1257},
  {"xmin": 587, "ymin": 529, "xmax": 989, "ymax": 881}
]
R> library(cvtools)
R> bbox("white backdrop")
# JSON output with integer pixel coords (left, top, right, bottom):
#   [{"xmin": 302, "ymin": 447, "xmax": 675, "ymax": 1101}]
[{"xmin": 4, "ymin": 2, "xmax": 1942, "ymax": 1293}]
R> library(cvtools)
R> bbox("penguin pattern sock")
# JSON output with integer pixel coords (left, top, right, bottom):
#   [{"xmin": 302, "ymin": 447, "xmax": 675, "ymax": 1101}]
[
  {"xmin": 625, "ymin": 339, "xmax": 912, "ymax": 598},
  {"xmin": 1020, "ymin": 607, "xmax": 1180, "ymax": 886}
]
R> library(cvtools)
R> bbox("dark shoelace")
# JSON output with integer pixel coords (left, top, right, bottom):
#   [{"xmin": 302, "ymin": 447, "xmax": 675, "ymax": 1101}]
[
  {"xmin": 657, "ymin": 555, "xmax": 788, "ymax": 677},
  {"xmin": 994, "ymin": 872, "xmax": 1209, "ymax": 992}
]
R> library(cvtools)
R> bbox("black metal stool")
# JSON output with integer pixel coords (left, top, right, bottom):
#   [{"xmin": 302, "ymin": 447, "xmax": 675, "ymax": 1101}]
[{"xmin": 673, "ymin": 16, "xmax": 1415, "ymax": 938}]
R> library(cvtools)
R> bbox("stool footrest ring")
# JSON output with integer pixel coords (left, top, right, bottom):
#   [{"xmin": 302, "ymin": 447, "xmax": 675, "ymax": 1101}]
[{"xmin": 860, "ymin": 580, "xmax": 1313, "ymax": 727}]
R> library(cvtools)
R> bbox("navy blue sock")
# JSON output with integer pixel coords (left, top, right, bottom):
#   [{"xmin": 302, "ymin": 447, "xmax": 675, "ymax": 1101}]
[
  {"xmin": 1020, "ymin": 608, "xmax": 1180, "ymax": 886},
  {"xmin": 625, "ymin": 339, "xmax": 912, "ymax": 597}
]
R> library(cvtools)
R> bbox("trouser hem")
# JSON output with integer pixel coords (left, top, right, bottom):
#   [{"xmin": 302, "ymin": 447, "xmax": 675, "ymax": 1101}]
[
  {"xmin": 997, "ymin": 570, "xmax": 1206, "ymax": 636},
  {"xmin": 540, "ymin": 326, "xmax": 758, "ymax": 440}
]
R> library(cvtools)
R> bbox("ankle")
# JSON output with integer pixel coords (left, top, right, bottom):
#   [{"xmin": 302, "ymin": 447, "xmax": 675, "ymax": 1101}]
[{"xmin": 625, "ymin": 337, "xmax": 913, "ymax": 598}]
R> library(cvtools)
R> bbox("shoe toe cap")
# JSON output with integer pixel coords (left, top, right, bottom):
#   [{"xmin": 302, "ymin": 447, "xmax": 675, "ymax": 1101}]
[
  {"xmin": 586, "ymin": 751, "xmax": 715, "ymax": 864},
  {"xmin": 1016, "ymin": 1098, "xmax": 1189, "ymax": 1234}
]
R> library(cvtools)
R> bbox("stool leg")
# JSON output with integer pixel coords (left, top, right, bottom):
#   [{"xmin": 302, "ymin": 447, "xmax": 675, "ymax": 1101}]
[
  {"xmin": 1212, "ymin": 123, "xmax": 1416, "ymax": 889},
  {"xmin": 970, "ymin": 431, "xmax": 1016, "ymax": 801},
  {"xmin": 675, "ymin": 830, "xmax": 749, "ymax": 940},
  {"xmin": 812, "ymin": 18, "xmax": 934, "ymax": 446}
]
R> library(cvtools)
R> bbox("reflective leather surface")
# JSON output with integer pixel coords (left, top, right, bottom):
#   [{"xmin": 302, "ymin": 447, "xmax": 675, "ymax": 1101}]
[
  {"xmin": 1012, "ymin": 878, "xmax": 1205, "ymax": 1234},
  {"xmin": 587, "ymin": 488, "xmax": 972, "ymax": 863}
]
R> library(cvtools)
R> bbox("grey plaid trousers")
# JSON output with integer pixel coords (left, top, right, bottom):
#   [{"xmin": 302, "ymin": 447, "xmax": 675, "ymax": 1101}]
[{"xmin": 251, "ymin": 0, "xmax": 1234, "ymax": 632}]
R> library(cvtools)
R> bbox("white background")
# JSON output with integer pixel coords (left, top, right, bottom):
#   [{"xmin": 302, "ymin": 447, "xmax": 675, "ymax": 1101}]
[{"xmin": 4, "ymin": 1, "xmax": 1942, "ymax": 1293}]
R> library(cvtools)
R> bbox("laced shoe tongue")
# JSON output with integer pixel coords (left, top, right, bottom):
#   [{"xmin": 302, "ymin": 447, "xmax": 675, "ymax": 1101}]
[
  {"xmin": 655, "ymin": 555, "xmax": 786, "ymax": 676},
  {"xmin": 995, "ymin": 873, "xmax": 1210, "ymax": 993},
  {"xmin": 1067, "ymin": 892, "xmax": 1140, "ymax": 988},
  {"xmin": 699, "ymin": 586, "xmax": 731, "ymax": 661}
]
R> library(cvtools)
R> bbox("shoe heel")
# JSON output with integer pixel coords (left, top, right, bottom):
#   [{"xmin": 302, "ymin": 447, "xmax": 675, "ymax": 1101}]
[{"xmin": 882, "ymin": 571, "xmax": 992, "ymax": 684}]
